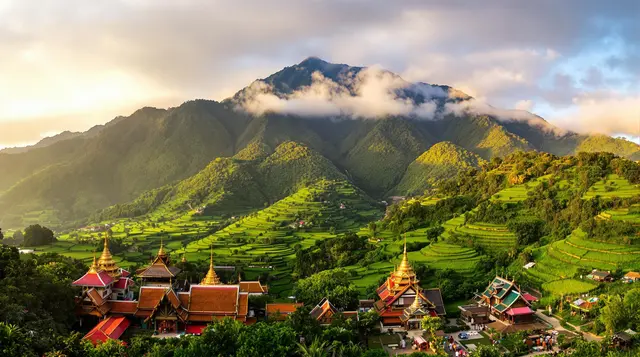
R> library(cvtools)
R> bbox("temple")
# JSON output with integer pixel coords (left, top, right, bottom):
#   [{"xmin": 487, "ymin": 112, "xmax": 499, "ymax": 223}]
[
  {"xmin": 73, "ymin": 239, "xmax": 267, "ymax": 343},
  {"xmin": 373, "ymin": 237, "xmax": 445, "ymax": 330},
  {"xmin": 477, "ymin": 276, "xmax": 535, "ymax": 325}
]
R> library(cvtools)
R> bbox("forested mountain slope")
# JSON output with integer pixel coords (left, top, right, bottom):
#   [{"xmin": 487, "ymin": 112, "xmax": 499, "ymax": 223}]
[{"xmin": 0, "ymin": 58, "xmax": 638, "ymax": 229}]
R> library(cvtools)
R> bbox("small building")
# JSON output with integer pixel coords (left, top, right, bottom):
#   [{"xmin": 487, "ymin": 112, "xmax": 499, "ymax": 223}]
[
  {"xmin": 310, "ymin": 298, "xmax": 358, "ymax": 325},
  {"xmin": 623, "ymin": 272, "xmax": 640, "ymax": 283},
  {"xmin": 613, "ymin": 331, "xmax": 635, "ymax": 349},
  {"xmin": 459, "ymin": 305, "xmax": 491, "ymax": 325},
  {"xmin": 522, "ymin": 292, "xmax": 539, "ymax": 304},
  {"xmin": 587, "ymin": 270, "xmax": 612, "ymax": 282},
  {"xmin": 523, "ymin": 262, "xmax": 536, "ymax": 270},
  {"xmin": 266, "ymin": 303, "xmax": 303, "ymax": 321},
  {"xmin": 570, "ymin": 297, "xmax": 599, "ymax": 314},
  {"xmin": 358, "ymin": 299, "xmax": 375, "ymax": 313},
  {"xmin": 477, "ymin": 276, "xmax": 535, "ymax": 325}
]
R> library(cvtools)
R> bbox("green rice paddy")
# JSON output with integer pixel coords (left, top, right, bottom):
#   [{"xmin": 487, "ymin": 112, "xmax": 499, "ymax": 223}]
[{"xmin": 583, "ymin": 174, "xmax": 640, "ymax": 199}]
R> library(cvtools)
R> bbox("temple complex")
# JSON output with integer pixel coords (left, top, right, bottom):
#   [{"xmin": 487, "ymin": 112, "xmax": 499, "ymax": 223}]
[
  {"xmin": 73, "ymin": 240, "xmax": 267, "ymax": 343},
  {"xmin": 373, "ymin": 238, "xmax": 445, "ymax": 330}
]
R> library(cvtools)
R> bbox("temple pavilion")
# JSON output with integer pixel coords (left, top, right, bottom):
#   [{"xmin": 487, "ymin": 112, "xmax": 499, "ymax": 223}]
[
  {"xmin": 73, "ymin": 240, "xmax": 268, "ymax": 343},
  {"xmin": 374, "ymin": 238, "xmax": 445, "ymax": 330},
  {"xmin": 476, "ymin": 276, "xmax": 536, "ymax": 327}
]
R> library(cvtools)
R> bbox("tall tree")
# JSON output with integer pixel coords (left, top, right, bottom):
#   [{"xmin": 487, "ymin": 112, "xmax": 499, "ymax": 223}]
[{"xmin": 23, "ymin": 225, "xmax": 55, "ymax": 246}]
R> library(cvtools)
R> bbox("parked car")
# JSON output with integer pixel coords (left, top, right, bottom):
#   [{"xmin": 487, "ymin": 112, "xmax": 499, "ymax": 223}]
[{"xmin": 458, "ymin": 332, "xmax": 469, "ymax": 340}]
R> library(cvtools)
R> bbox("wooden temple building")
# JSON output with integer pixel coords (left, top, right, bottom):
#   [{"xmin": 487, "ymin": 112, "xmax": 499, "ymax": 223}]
[
  {"xmin": 373, "ymin": 239, "xmax": 445, "ymax": 330},
  {"xmin": 309, "ymin": 298, "xmax": 358, "ymax": 325},
  {"xmin": 477, "ymin": 276, "xmax": 535, "ymax": 325},
  {"xmin": 73, "ymin": 240, "xmax": 267, "ymax": 343}
]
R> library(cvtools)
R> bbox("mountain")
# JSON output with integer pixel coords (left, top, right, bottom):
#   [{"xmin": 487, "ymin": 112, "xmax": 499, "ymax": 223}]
[
  {"xmin": 393, "ymin": 141, "xmax": 486, "ymax": 196},
  {"xmin": 0, "ymin": 57, "xmax": 638, "ymax": 229},
  {"xmin": 94, "ymin": 141, "xmax": 345, "ymax": 220}
]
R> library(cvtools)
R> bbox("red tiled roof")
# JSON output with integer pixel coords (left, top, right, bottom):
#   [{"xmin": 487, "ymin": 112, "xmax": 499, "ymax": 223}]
[
  {"xmin": 121, "ymin": 269, "xmax": 130, "ymax": 278},
  {"xmin": 506, "ymin": 306, "xmax": 534, "ymax": 316},
  {"xmin": 109, "ymin": 301, "xmax": 137, "ymax": 315},
  {"xmin": 522, "ymin": 293, "xmax": 538, "ymax": 302},
  {"xmin": 382, "ymin": 317, "xmax": 402, "ymax": 324},
  {"xmin": 112, "ymin": 278, "xmax": 133, "ymax": 290},
  {"xmin": 84, "ymin": 316, "xmax": 130, "ymax": 345},
  {"xmin": 342, "ymin": 311, "xmax": 358, "ymax": 320},
  {"xmin": 73, "ymin": 270, "xmax": 114, "ymax": 287},
  {"xmin": 239, "ymin": 281, "xmax": 266, "ymax": 294},
  {"xmin": 137, "ymin": 287, "xmax": 167, "ymax": 309},
  {"xmin": 189, "ymin": 285, "xmax": 238, "ymax": 313}
]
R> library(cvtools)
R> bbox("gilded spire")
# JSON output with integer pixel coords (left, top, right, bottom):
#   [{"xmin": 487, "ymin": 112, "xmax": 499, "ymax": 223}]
[
  {"xmin": 158, "ymin": 236, "xmax": 166, "ymax": 257},
  {"xmin": 88, "ymin": 252, "xmax": 98, "ymax": 273},
  {"xmin": 97, "ymin": 235, "xmax": 121, "ymax": 278},
  {"xmin": 396, "ymin": 234, "xmax": 414, "ymax": 276},
  {"xmin": 201, "ymin": 248, "xmax": 221, "ymax": 285},
  {"xmin": 181, "ymin": 253, "xmax": 187, "ymax": 264},
  {"xmin": 410, "ymin": 289, "xmax": 423, "ymax": 309}
]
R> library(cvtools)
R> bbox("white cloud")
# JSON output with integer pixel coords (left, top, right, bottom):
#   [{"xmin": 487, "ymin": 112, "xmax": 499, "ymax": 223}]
[
  {"xmin": 515, "ymin": 100, "xmax": 534, "ymax": 111},
  {"xmin": 239, "ymin": 68, "xmax": 442, "ymax": 119},
  {"xmin": 549, "ymin": 94, "xmax": 640, "ymax": 136}
]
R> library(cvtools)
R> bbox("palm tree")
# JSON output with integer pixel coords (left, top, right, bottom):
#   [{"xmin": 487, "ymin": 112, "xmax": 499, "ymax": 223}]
[{"xmin": 297, "ymin": 338, "xmax": 331, "ymax": 357}]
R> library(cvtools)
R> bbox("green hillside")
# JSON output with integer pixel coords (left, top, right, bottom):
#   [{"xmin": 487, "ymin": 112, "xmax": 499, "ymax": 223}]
[
  {"xmin": 1, "ymin": 58, "xmax": 639, "ymax": 232},
  {"xmin": 95, "ymin": 141, "xmax": 345, "ymax": 221},
  {"xmin": 393, "ymin": 141, "xmax": 486, "ymax": 196}
]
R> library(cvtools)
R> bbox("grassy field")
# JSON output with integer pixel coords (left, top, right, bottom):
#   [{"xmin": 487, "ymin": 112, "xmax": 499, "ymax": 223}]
[
  {"xmin": 408, "ymin": 242, "xmax": 484, "ymax": 275},
  {"xmin": 583, "ymin": 174, "xmax": 640, "ymax": 199}
]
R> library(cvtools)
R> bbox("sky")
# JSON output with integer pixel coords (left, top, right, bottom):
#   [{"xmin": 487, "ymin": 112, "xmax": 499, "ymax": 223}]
[{"xmin": 0, "ymin": 0, "xmax": 639, "ymax": 148}]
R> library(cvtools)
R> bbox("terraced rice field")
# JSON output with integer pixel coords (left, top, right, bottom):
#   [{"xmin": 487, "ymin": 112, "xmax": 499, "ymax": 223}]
[
  {"xmin": 583, "ymin": 174, "xmax": 640, "ymax": 199},
  {"xmin": 28, "ymin": 180, "xmax": 383, "ymax": 298},
  {"xmin": 407, "ymin": 242, "xmax": 483, "ymax": 274},
  {"xmin": 440, "ymin": 215, "xmax": 517, "ymax": 251},
  {"xmin": 490, "ymin": 175, "xmax": 548, "ymax": 203},
  {"xmin": 597, "ymin": 205, "xmax": 640, "ymax": 224},
  {"xmin": 522, "ymin": 228, "xmax": 640, "ymax": 295}
]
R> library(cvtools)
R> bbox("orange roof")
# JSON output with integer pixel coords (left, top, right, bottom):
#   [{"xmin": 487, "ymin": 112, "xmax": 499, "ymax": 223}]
[
  {"xmin": 189, "ymin": 285, "xmax": 238, "ymax": 313},
  {"xmin": 84, "ymin": 316, "xmax": 130, "ymax": 345},
  {"xmin": 238, "ymin": 293, "xmax": 249, "ymax": 317},
  {"xmin": 240, "ymin": 281, "xmax": 267, "ymax": 294},
  {"xmin": 178, "ymin": 292, "xmax": 190, "ymax": 307},
  {"xmin": 137, "ymin": 287, "xmax": 166, "ymax": 310},
  {"xmin": 109, "ymin": 301, "xmax": 138, "ymax": 315},
  {"xmin": 625, "ymin": 271, "xmax": 640, "ymax": 279},
  {"xmin": 266, "ymin": 303, "xmax": 303, "ymax": 315},
  {"xmin": 86, "ymin": 288, "xmax": 106, "ymax": 307},
  {"xmin": 137, "ymin": 257, "xmax": 181, "ymax": 278}
]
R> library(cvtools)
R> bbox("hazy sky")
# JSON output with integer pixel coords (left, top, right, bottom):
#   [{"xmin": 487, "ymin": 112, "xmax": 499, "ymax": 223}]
[{"xmin": 1, "ymin": 0, "xmax": 639, "ymax": 148}]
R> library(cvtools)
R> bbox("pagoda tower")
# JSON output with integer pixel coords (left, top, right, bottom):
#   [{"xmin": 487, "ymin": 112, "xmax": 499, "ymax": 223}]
[
  {"xmin": 98, "ymin": 236, "xmax": 121, "ymax": 279},
  {"xmin": 200, "ymin": 249, "xmax": 221, "ymax": 285},
  {"xmin": 137, "ymin": 240, "xmax": 181, "ymax": 286},
  {"xmin": 388, "ymin": 236, "xmax": 419, "ymax": 293}
]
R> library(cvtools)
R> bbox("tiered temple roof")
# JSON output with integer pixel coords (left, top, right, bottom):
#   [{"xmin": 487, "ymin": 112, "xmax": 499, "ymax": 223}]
[
  {"xmin": 478, "ymin": 276, "xmax": 533, "ymax": 319},
  {"xmin": 374, "ymin": 237, "xmax": 445, "ymax": 327},
  {"xmin": 97, "ymin": 237, "xmax": 122, "ymax": 279},
  {"xmin": 136, "ymin": 243, "xmax": 181, "ymax": 280}
]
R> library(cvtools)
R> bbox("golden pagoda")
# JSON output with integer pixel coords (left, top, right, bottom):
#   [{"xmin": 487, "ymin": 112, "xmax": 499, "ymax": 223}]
[
  {"xmin": 97, "ymin": 236, "xmax": 121, "ymax": 278},
  {"xmin": 389, "ymin": 235, "xmax": 418, "ymax": 293},
  {"xmin": 201, "ymin": 248, "xmax": 221, "ymax": 285}
]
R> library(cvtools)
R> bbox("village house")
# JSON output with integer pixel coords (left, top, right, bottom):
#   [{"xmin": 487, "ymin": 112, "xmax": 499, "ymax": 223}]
[
  {"xmin": 623, "ymin": 271, "xmax": 640, "ymax": 283},
  {"xmin": 587, "ymin": 270, "xmax": 613, "ymax": 282}
]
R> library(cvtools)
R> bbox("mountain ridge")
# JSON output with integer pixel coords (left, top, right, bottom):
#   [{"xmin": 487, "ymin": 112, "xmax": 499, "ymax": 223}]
[{"xmin": 0, "ymin": 57, "xmax": 638, "ymax": 229}]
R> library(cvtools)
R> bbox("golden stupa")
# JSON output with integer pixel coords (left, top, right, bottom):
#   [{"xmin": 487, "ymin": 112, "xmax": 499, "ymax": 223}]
[
  {"xmin": 201, "ymin": 248, "xmax": 221, "ymax": 285},
  {"xmin": 97, "ymin": 236, "xmax": 121, "ymax": 278}
]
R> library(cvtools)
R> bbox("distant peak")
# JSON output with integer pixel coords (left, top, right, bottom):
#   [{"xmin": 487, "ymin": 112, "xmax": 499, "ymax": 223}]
[{"xmin": 299, "ymin": 56, "xmax": 329, "ymax": 66}]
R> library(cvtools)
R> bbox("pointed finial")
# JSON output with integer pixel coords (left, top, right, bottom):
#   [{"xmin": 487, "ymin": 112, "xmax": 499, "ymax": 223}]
[
  {"xmin": 403, "ymin": 234, "xmax": 407, "ymax": 254},
  {"xmin": 89, "ymin": 251, "xmax": 98, "ymax": 273}
]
